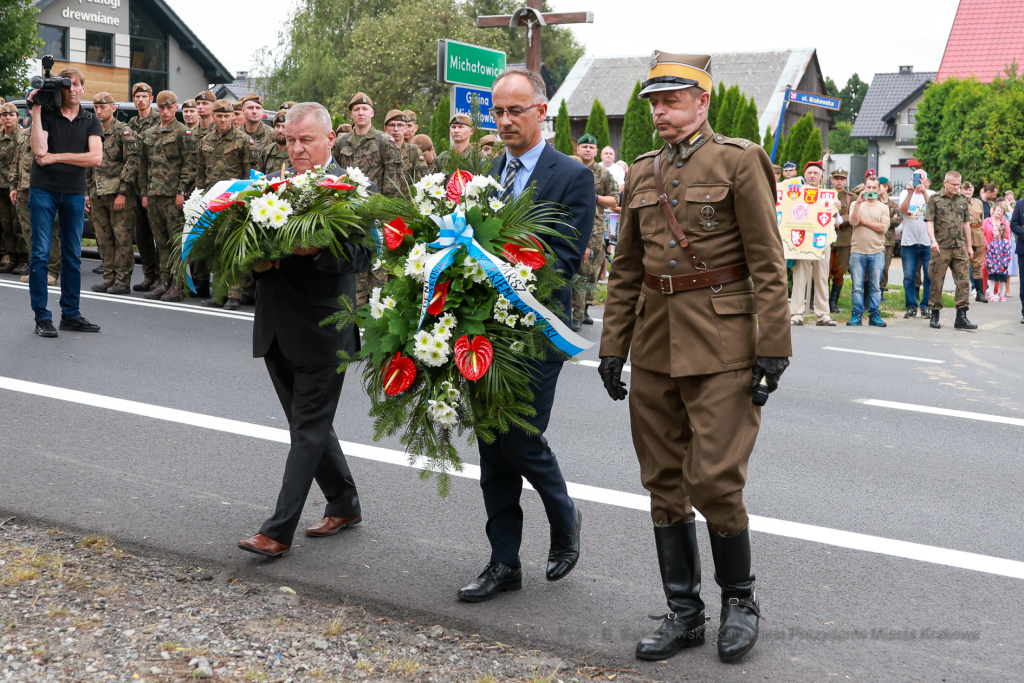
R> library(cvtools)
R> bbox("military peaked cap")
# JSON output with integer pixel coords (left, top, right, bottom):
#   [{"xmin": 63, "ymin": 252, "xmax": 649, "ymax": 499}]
[
  {"xmin": 782, "ymin": 161, "xmax": 797, "ymax": 170},
  {"xmin": 639, "ymin": 51, "xmax": 713, "ymax": 98},
  {"xmin": 831, "ymin": 168, "xmax": 848, "ymax": 178}
]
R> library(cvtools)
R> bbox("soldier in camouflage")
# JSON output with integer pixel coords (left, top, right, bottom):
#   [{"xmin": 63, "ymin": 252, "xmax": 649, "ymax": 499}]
[
  {"xmin": 193, "ymin": 90, "xmax": 216, "ymax": 139},
  {"xmin": 0, "ymin": 104, "xmax": 20, "ymax": 272},
  {"xmin": 138, "ymin": 90, "xmax": 192, "ymax": 302},
  {"xmin": 259, "ymin": 111, "xmax": 291, "ymax": 176},
  {"xmin": 402, "ymin": 109, "xmax": 419, "ymax": 143},
  {"xmin": 183, "ymin": 99, "xmax": 257, "ymax": 310},
  {"xmin": 449, "ymin": 113, "xmax": 472, "ymax": 156},
  {"xmin": 411, "ymin": 134, "xmax": 442, "ymax": 175},
  {"xmin": 925, "ymin": 170, "xmax": 976, "ymax": 330},
  {"xmin": 384, "ymin": 110, "xmax": 428, "ymax": 187},
  {"xmin": 336, "ymin": 123, "xmax": 352, "ymax": 136},
  {"xmin": 239, "ymin": 93, "xmax": 274, "ymax": 155},
  {"xmin": 479, "ymin": 134, "xmax": 498, "ymax": 157},
  {"xmin": 86, "ymin": 92, "xmax": 139, "ymax": 295},
  {"xmin": 233, "ymin": 102, "xmax": 244, "ymax": 128},
  {"xmin": 879, "ymin": 178, "xmax": 902, "ymax": 290},
  {"xmin": 181, "ymin": 98, "xmax": 198, "ymax": 129},
  {"xmin": 571, "ymin": 134, "xmax": 618, "ymax": 329},
  {"xmin": 128, "ymin": 82, "xmax": 162, "ymax": 291},
  {"xmin": 9, "ymin": 125, "xmax": 61, "ymax": 281}
]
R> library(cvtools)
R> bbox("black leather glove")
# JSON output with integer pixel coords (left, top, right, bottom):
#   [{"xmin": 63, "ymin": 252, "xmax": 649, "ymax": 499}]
[
  {"xmin": 598, "ymin": 356, "xmax": 628, "ymax": 401},
  {"xmin": 751, "ymin": 356, "xmax": 790, "ymax": 393}
]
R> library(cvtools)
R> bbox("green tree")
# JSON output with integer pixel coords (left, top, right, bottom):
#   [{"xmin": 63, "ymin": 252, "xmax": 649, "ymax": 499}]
[
  {"xmin": 0, "ymin": 0, "xmax": 42, "ymax": 98},
  {"xmin": 553, "ymin": 99, "xmax": 573, "ymax": 155},
  {"xmin": 782, "ymin": 113, "xmax": 814, "ymax": 165},
  {"xmin": 715, "ymin": 85, "xmax": 740, "ymax": 137},
  {"xmin": 584, "ymin": 98, "xmax": 611, "ymax": 151},
  {"xmin": 828, "ymin": 121, "xmax": 867, "ymax": 155},
  {"xmin": 763, "ymin": 124, "xmax": 774, "ymax": 149},
  {"xmin": 707, "ymin": 84, "xmax": 720, "ymax": 131},
  {"xmin": 836, "ymin": 73, "xmax": 868, "ymax": 124},
  {"xmin": 429, "ymin": 96, "xmax": 450, "ymax": 152},
  {"xmin": 914, "ymin": 78, "xmax": 957, "ymax": 178},
  {"xmin": 983, "ymin": 79, "xmax": 1024, "ymax": 194},
  {"xmin": 735, "ymin": 97, "xmax": 760, "ymax": 142},
  {"xmin": 799, "ymin": 126, "xmax": 822, "ymax": 169},
  {"xmin": 621, "ymin": 81, "xmax": 656, "ymax": 164},
  {"xmin": 936, "ymin": 78, "xmax": 989, "ymax": 180}
]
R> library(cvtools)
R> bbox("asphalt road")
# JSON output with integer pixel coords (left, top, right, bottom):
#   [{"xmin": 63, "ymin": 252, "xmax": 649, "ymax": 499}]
[{"xmin": 3, "ymin": 260, "xmax": 1024, "ymax": 682}]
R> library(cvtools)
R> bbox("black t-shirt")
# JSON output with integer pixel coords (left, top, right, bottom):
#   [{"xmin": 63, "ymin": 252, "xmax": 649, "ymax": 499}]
[{"xmin": 30, "ymin": 106, "xmax": 104, "ymax": 195}]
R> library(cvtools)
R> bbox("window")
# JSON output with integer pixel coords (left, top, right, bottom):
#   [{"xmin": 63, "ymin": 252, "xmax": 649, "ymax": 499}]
[
  {"xmin": 129, "ymin": 5, "xmax": 168, "ymax": 96},
  {"xmin": 86, "ymin": 31, "xmax": 113, "ymax": 66},
  {"xmin": 907, "ymin": 108, "xmax": 917, "ymax": 125},
  {"xmin": 39, "ymin": 25, "xmax": 68, "ymax": 61}
]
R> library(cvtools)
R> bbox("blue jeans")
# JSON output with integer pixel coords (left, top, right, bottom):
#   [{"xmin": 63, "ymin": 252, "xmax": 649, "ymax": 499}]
[
  {"xmin": 900, "ymin": 244, "xmax": 932, "ymax": 310},
  {"xmin": 29, "ymin": 189, "xmax": 85, "ymax": 323},
  {"xmin": 850, "ymin": 251, "xmax": 884, "ymax": 317}
]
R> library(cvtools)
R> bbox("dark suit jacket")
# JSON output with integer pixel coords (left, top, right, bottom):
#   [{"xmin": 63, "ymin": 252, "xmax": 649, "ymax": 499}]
[
  {"xmin": 255, "ymin": 157, "xmax": 373, "ymax": 366},
  {"xmin": 1010, "ymin": 199, "xmax": 1024, "ymax": 255},
  {"xmin": 491, "ymin": 142, "xmax": 597, "ymax": 324}
]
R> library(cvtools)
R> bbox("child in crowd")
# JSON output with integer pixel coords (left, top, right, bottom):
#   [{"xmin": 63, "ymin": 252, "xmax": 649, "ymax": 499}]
[{"xmin": 986, "ymin": 220, "xmax": 1012, "ymax": 301}]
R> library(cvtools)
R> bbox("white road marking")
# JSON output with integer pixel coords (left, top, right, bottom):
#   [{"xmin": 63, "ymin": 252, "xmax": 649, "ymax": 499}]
[
  {"xmin": 576, "ymin": 359, "xmax": 631, "ymax": 372},
  {"xmin": 3, "ymin": 375, "xmax": 1023, "ymax": 581},
  {"xmin": 862, "ymin": 399, "xmax": 1024, "ymax": 427},
  {"xmin": 0, "ymin": 280, "xmax": 254, "ymax": 321},
  {"xmin": 823, "ymin": 346, "xmax": 944, "ymax": 364}
]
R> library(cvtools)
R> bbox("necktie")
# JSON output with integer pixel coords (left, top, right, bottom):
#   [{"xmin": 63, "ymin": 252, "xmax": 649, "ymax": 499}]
[{"xmin": 502, "ymin": 157, "xmax": 522, "ymax": 199}]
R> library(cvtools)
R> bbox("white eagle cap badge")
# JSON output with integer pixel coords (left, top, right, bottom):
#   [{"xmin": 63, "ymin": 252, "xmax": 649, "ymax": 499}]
[{"xmin": 649, "ymin": 51, "xmax": 661, "ymax": 70}]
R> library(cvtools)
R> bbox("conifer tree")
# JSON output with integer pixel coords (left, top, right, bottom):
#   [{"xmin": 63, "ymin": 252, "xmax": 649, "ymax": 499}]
[
  {"xmin": 763, "ymin": 124, "xmax": 774, "ymax": 149},
  {"xmin": 584, "ymin": 99, "xmax": 611, "ymax": 152},
  {"xmin": 715, "ymin": 86, "xmax": 740, "ymax": 136},
  {"xmin": 735, "ymin": 97, "xmax": 760, "ymax": 142},
  {"xmin": 782, "ymin": 113, "xmax": 814, "ymax": 165},
  {"xmin": 553, "ymin": 99, "xmax": 574, "ymax": 156},
  {"xmin": 799, "ymin": 126, "xmax": 823, "ymax": 170},
  {"xmin": 707, "ymin": 85, "xmax": 719, "ymax": 132},
  {"xmin": 429, "ymin": 96, "xmax": 450, "ymax": 152},
  {"xmin": 622, "ymin": 81, "xmax": 657, "ymax": 164}
]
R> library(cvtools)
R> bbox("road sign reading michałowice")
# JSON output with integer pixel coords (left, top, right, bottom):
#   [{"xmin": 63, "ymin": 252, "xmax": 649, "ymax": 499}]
[{"xmin": 437, "ymin": 39, "xmax": 507, "ymax": 89}]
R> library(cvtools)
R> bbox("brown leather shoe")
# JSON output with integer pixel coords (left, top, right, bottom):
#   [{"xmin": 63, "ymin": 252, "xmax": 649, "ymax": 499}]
[
  {"xmin": 306, "ymin": 515, "xmax": 362, "ymax": 537},
  {"xmin": 238, "ymin": 533, "xmax": 291, "ymax": 557}
]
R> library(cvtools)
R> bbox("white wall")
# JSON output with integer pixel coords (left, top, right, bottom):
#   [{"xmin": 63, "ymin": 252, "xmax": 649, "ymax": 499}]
[{"xmin": 168, "ymin": 35, "xmax": 209, "ymax": 100}]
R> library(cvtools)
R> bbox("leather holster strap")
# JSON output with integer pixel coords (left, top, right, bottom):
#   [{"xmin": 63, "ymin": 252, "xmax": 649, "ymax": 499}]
[
  {"xmin": 644, "ymin": 262, "xmax": 751, "ymax": 294},
  {"xmin": 653, "ymin": 150, "xmax": 705, "ymax": 269}
]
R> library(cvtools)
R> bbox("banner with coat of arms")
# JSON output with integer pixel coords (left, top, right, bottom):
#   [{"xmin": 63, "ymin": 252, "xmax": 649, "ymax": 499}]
[{"xmin": 776, "ymin": 178, "xmax": 838, "ymax": 260}]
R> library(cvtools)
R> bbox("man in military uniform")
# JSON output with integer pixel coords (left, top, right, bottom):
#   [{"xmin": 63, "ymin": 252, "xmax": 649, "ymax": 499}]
[
  {"xmin": 771, "ymin": 164, "xmax": 782, "ymax": 182},
  {"xmin": 138, "ymin": 91, "xmax": 192, "ymax": 302},
  {"xmin": 411, "ymin": 134, "xmax": 442, "ymax": 175},
  {"xmin": 194, "ymin": 90, "xmax": 216, "ymax": 137},
  {"xmin": 384, "ymin": 110, "xmax": 427, "ymax": 187},
  {"xmin": 279, "ymin": 101, "xmax": 297, "ymax": 112},
  {"xmin": 925, "ymin": 170, "xmax": 976, "ymax": 330},
  {"xmin": 128, "ymin": 82, "xmax": 162, "ymax": 291},
  {"xmin": 781, "ymin": 160, "xmax": 797, "ymax": 178},
  {"xmin": 962, "ymin": 180, "xmax": 988, "ymax": 302},
  {"xmin": 402, "ymin": 109, "xmax": 418, "ymax": 143},
  {"xmin": 184, "ymin": 99, "xmax": 257, "ymax": 310},
  {"xmin": 240, "ymin": 93, "xmax": 274, "ymax": 155},
  {"xmin": 599, "ymin": 52, "xmax": 791, "ymax": 664},
  {"xmin": 479, "ymin": 134, "xmax": 498, "ymax": 157},
  {"xmin": 233, "ymin": 102, "xmax": 245, "ymax": 128},
  {"xmin": 879, "ymin": 178, "xmax": 902, "ymax": 291},
  {"xmin": 571, "ymin": 133, "xmax": 617, "ymax": 329},
  {"xmin": 827, "ymin": 168, "xmax": 855, "ymax": 313},
  {"xmin": 0, "ymin": 104, "xmax": 20, "ymax": 273},
  {"xmin": 86, "ymin": 92, "xmax": 139, "ymax": 295},
  {"xmin": 259, "ymin": 111, "xmax": 291, "ymax": 176},
  {"xmin": 336, "ymin": 123, "xmax": 352, "ymax": 136},
  {"xmin": 182, "ymin": 99, "xmax": 198, "ymax": 129},
  {"xmin": 10, "ymin": 120, "xmax": 61, "ymax": 282},
  {"xmin": 449, "ymin": 113, "xmax": 472, "ymax": 156}
]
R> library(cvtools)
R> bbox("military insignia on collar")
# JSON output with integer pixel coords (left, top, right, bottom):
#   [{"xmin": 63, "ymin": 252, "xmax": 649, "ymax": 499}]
[{"xmin": 688, "ymin": 131, "xmax": 702, "ymax": 145}]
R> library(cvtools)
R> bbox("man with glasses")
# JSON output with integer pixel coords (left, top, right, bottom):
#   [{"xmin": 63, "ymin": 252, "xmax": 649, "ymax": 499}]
[
  {"xmin": 449, "ymin": 113, "xmax": 473, "ymax": 155},
  {"xmin": 925, "ymin": 170, "xmax": 976, "ymax": 330},
  {"xmin": 384, "ymin": 110, "xmax": 427, "ymax": 186}
]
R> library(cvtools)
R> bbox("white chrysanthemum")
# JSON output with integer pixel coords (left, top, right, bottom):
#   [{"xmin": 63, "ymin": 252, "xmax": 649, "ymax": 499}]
[
  {"xmin": 495, "ymin": 295, "xmax": 510, "ymax": 310},
  {"xmin": 369, "ymin": 287, "xmax": 382, "ymax": 306},
  {"xmin": 183, "ymin": 188, "xmax": 206, "ymax": 222},
  {"xmin": 521, "ymin": 312, "xmax": 536, "ymax": 327},
  {"xmin": 428, "ymin": 185, "xmax": 446, "ymax": 199},
  {"xmin": 414, "ymin": 330, "xmax": 432, "ymax": 350},
  {"xmin": 488, "ymin": 197, "xmax": 504, "ymax": 212},
  {"xmin": 404, "ymin": 257, "xmax": 427, "ymax": 281},
  {"xmin": 510, "ymin": 341, "xmax": 524, "ymax": 353},
  {"xmin": 432, "ymin": 319, "xmax": 453, "ymax": 341},
  {"xmin": 250, "ymin": 198, "xmax": 272, "ymax": 225},
  {"xmin": 429, "ymin": 336, "xmax": 449, "ymax": 354},
  {"xmin": 514, "ymin": 264, "xmax": 536, "ymax": 282},
  {"xmin": 439, "ymin": 312, "xmax": 457, "ymax": 328},
  {"xmin": 527, "ymin": 283, "xmax": 536, "ymax": 292},
  {"xmin": 494, "ymin": 309, "xmax": 508, "ymax": 323},
  {"xmin": 505, "ymin": 315, "xmax": 518, "ymax": 327},
  {"xmin": 409, "ymin": 242, "xmax": 427, "ymax": 259},
  {"xmin": 268, "ymin": 210, "xmax": 289, "ymax": 229},
  {"xmin": 471, "ymin": 264, "xmax": 489, "ymax": 284},
  {"xmin": 291, "ymin": 173, "xmax": 310, "ymax": 188},
  {"xmin": 413, "ymin": 347, "xmax": 431, "ymax": 364},
  {"xmin": 345, "ymin": 167, "xmax": 369, "ymax": 186},
  {"xmin": 420, "ymin": 346, "xmax": 447, "ymax": 367},
  {"xmin": 381, "ymin": 296, "xmax": 396, "ymax": 310},
  {"xmin": 373, "ymin": 258, "xmax": 384, "ymax": 270},
  {"xmin": 427, "ymin": 400, "xmax": 458, "ymax": 427},
  {"xmin": 417, "ymin": 201, "xmax": 434, "ymax": 216},
  {"xmin": 440, "ymin": 380, "xmax": 460, "ymax": 404},
  {"xmin": 263, "ymin": 196, "xmax": 279, "ymax": 210}
]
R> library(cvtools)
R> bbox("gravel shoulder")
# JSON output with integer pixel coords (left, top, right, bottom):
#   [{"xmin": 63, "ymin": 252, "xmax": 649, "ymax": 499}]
[{"xmin": 1, "ymin": 519, "xmax": 649, "ymax": 683}]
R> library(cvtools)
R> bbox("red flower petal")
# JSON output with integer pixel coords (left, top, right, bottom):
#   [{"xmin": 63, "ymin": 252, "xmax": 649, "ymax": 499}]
[
  {"xmin": 269, "ymin": 179, "xmax": 289, "ymax": 192},
  {"xmin": 427, "ymin": 281, "xmax": 450, "ymax": 316},
  {"xmin": 454, "ymin": 335, "xmax": 493, "ymax": 381},
  {"xmin": 207, "ymin": 199, "xmax": 243, "ymax": 213},
  {"xmin": 446, "ymin": 170, "xmax": 474, "ymax": 204},
  {"xmin": 503, "ymin": 235, "xmax": 546, "ymax": 270},
  {"xmin": 318, "ymin": 178, "xmax": 356, "ymax": 191},
  {"xmin": 383, "ymin": 352, "xmax": 416, "ymax": 395},
  {"xmin": 384, "ymin": 217, "xmax": 412, "ymax": 250}
]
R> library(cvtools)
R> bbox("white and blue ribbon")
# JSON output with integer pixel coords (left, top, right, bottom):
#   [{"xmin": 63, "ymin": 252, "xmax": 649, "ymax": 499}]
[{"xmin": 417, "ymin": 210, "xmax": 593, "ymax": 357}]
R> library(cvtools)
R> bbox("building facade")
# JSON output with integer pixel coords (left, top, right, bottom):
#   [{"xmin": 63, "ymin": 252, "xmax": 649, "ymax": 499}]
[{"xmin": 31, "ymin": 0, "xmax": 231, "ymax": 102}]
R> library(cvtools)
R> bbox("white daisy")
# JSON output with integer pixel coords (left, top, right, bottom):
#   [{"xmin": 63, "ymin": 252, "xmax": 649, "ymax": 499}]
[
  {"xmin": 427, "ymin": 399, "xmax": 458, "ymax": 427},
  {"xmin": 510, "ymin": 341, "xmax": 525, "ymax": 353},
  {"xmin": 409, "ymin": 242, "xmax": 427, "ymax": 259},
  {"xmin": 505, "ymin": 315, "xmax": 518, "ymax": 327},
  {"xmin": 432, "ymin": 320, "xmax": 453, "ymax": 340},
  {"xmin": 414, "ymin": 331, "xmax": 432, "ymax": 349},
  {"xmin": 514, "ymin": 264, "xmax": 535, "ymax": 282},
  {"xmin": 404, "ymin": 257, "xmax": 427, "ymax": 281},
  {"xmin": 521, "ymin": 312, "xmax": 537, "ymax": 327},
  {"xmin": 494, "ymin": 309, "xmax": 507, "ymax": 323},
  {"xmin": 488, "ymin": 197, "xmax": 504, "ymax": 212},
  {"xmin": 381, "ymin": 296, "xmax": 396, "ymax": 310}
]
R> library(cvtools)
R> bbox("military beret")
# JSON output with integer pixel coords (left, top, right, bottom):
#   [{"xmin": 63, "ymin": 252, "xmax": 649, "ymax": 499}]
[
  {"xmin": 182, "ymin": 99, "xmax": 197, "ymax": 110},
  {"xmin": 384, "ymin": 109, "xmax": 407, "ymax": 125},
  {"xmin": 782, "ymin": 161, "xmax": 797, "ymax": 170},
  {"xmin": 865, "ymin": 168, "xmax": 877, "ymax": 177},
  {"xmin": 411, "ymin": 134, "xmax": 433, "ymax": 151},
  {"xmin": 195, "ymin": 90, "xmax": 216, "ymax": 103},
  {"xmin": 240, "ymin": 93, "xmax": 263, "ymax": 106},
  {"xmin": 639, "ymin": 51, "xmax": 713, "ymax": 99},
  {"xmin": 577, "ymin": 134, "xmax": 598, "ymax": 146},
  {"xmin": 479, "ymin": 134, "xmax": 497, "ymax": 146},
  {"xmin": 279, "ymin": 101, "xmax": 296, "ymax": 110},
  {"xmin": 403, "ymin": 109, "xmax": 417, "ymax": 122},
  {"xmin": 273, "ymin": 111, "xmax": 287, "ymax": 125},
  {"xmin": 348, "ymin": 92, "xmax": 373, "ymax": 110},
  {"xmin": 804, "ymin": 159, "xmax": 823, "ymax": 173},
  {"xmin": 831, "ymin": 168, "xmax": 848, "ymax": 178},
  {"xmin": 449, "ymin": 113, "xmax": 472, "ymax": 127},
  {"xmin": 92, "ymin": 91, "xmax": 115, "ymax": 105},
  {"xmin": 878, "ymin": 176, "xmax": 890, "ymax": 185},
  {"xmin": 961, "ymin": 180, "xmax": 973, "ymax": 190},
  {"xmin": 852, "ymin": 183, "xmax": 866, "ymax": 194},
  {"xmin": 156, "ymin": 91, "xmax": 177, "ymax": 106},
  {"xmin": 0, "ymin": 103, "xmax": 18, "ymax": 115},
  {"xmin": 233, "ymin": 102, "xmax": 244, "ymax": 112},
  {"xmin": 132, "ymin": 82, "xmax": 153, "ymax": 96},
  {"xmin": 337, "ymin": 123, "xmax": 353, "ymax": 134},
  {"xmin": 772, "ymin": 164, "xmax": 783, "ymax": 173},
  {"xmin": 211, "ymin": 99, "xmax": 234, "ymax": 114}
]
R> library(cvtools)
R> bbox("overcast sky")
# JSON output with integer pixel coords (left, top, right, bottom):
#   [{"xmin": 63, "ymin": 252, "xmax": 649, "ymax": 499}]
[{"xmin": 166, "ymin": 0, "xmax": 962, "ymax": 87}]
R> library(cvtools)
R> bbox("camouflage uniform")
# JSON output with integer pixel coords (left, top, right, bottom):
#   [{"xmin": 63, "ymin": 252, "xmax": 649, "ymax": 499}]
[
  {"xmin": 925, "ymin": 191, "xmax": 972, "ymax": 310},
  {"xmin": 86, "ymin": 117, "xmax": 140, "ymax": 288},
  {"xmin": 0, "ymin": 126, "xmax": 19, "ymax": 263},
  {"xmin": 241, "ymin": 122, "xmax": 274, "ymax": 156},
  {"xmin": 128, "ymin": 109, "xmax": 162, "ymax": 283},
  {"xmin": 573, "ymin": 162, "xmax": 618, "ymax": 319},
  {"xmin": 12, "ymin": 128, "xmax": 60, "ymax": 277},
  {"xmin": 259, "ymin": 143, "xmax": 291, "ymax": 176},
  {"xmin": 880, "ymin": 197, "xmax": 903, "ymax": 289},
  {"xmin": 398, "ymin": 142, "xmax": 429, "ymax": 186},
  {"xmin": 968, "ymin": 197, "xmax": 987, "ymax": 273},
  {"xmin": 138, "ymin": 120, "xmax": 192, "ymax": 282}
]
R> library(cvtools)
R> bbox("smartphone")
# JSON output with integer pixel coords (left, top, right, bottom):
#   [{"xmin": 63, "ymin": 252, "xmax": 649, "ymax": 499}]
[
  {"xmin": 864, "ymin": 191, "xmax": 879, "ymax": 200},
  {"xmin": 913, "ymin": 171, "xmax": 922, "ymax": 187}
]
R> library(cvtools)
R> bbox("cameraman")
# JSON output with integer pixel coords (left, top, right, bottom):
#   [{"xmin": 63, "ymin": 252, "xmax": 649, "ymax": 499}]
[{"xmin": 27, "ymin": 66, "xmax": 103, "ymax": 338}]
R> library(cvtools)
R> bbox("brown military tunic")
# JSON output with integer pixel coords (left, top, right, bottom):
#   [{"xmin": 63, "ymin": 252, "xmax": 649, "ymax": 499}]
[
  {"xmin": 600, "ymin": 120, "xmax": 791, "ymax": 534},
  {"xmin": 968, "ymin": 197, "xmax": 987, "ymax": 272}
]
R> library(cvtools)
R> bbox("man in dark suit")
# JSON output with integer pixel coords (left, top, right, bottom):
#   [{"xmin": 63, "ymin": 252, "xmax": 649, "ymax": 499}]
[
  {"xmin": 1009, "ymin": 198, "xmax": 1024, "ymax": 324},
  {"xmin": 457, "ymin": 67, "xmax": 597, "ymax": 602},
  {"xmin": 238, "ymin": 103, "xmax": 373, "ymax": 558}
]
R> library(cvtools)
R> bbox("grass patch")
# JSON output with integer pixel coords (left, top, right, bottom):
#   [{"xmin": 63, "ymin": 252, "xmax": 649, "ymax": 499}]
[
  {"xmin": 386, "ymin": 657, "xmax": 420, "ymax": 675},
  {"xmin": 158, "ymin": 641, "xmax": 180, "ymax": 652},
  {"xmin": 355, "ymin": 660, "xmax": 373, "ymax": 672},
  {"xmin": 0, "ymin": 547, "xmax": 60, "ymax": 587},
  {"xmin": 81, "ymin": 238, "xmax": 97, "ymax": 248},
  {"xmin": 323, "ymin": 618, "xmax": 344, "ymax": 636},
  {"xmin": 78, "ymin": 535, "xmax": 111, "ymax": 555}
]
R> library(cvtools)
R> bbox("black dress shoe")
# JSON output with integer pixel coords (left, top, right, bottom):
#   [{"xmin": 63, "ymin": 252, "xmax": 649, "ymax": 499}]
[
  {"xmin": 58, "ymin": 316, "xmax": 101, "ymax": 332},
  {"xmin": 547, "ymin": 504, "xmax": 582, "ymax": 581},
  {"xmin": 35, "ymin": 320, "xmax": 58, "ymax": 338},
  {"xmin": 457, "ymin": 562, "xmax": 522, "ymax": 602}
]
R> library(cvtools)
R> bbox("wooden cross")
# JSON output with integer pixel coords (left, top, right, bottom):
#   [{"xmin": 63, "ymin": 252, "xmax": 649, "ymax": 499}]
[{"xmin": 476, "ymin": 0, "xmax": 593, "ymax": 75}]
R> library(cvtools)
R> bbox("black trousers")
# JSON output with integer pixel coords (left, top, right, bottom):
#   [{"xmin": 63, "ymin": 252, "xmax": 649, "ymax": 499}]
[
  {"xmin": 478, "ymin": 359, "xmax": 575, "ymax": 568},
  {"xmin": 260, "ymin": 341, "xmax": 360, "ymax": 545}
]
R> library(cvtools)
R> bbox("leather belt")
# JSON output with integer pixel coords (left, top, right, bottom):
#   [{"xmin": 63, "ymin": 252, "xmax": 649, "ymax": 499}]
[{"xmin": 644, "ymin": 262, "xmax": 750, "ymax": 294}]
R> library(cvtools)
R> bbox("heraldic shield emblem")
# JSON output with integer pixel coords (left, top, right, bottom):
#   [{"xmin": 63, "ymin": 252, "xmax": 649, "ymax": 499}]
[
  {"xmin": 791, "ymin": 229, "xmax": 806, "ymax": 247},
  {"xmin": 776, "ymin": 210, "xmax": 783, "ymax": 226},
  {"xmin": 817, "ymin": 212, "xmax": 832, "ymax": 228},
  {"xmin": 804, "ymin": 187, "xmax": 819, "ymax": 204},
  {"xmin": 787, "ymin": 185, "xmax": 802, "ymax": 200},
  {"xmin": 813, "ymin": 233, "xmax": 827, "ymax": 248}
]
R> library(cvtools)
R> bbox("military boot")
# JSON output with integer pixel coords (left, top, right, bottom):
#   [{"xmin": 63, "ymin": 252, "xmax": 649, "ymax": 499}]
[
  {"xmin": 708, "ymin": 524, "xmax": 760, "ymax": 662},
  {"xmin": 974, "ymin": 280, "xmax": 988, "ymax": 303},
  {"xmin": 828, "ymin": 283, "xmax": 842, "ymax": 314},
  {"xmin": 0, "ymin": 255, "xmax": 14, "ymax": 273},
  {"xmin": 954, "ymin": 307, "xmax": 977, "ymax": 330},
  {"xmin": 930, "ymin": 308, "xmax": 941, "ymax": 329},
  {"xmin": 11, "ymin": 256, "xmax": 29, "ymax": 276},
  {"xmin": 636, "ymin": 522, "xmax": 707, "ymax": 661},
  {"xmin": 91, "ymin": 280, "xmax": 113, "ymax": 293},
  {"xmin": 133, "ymin": 277, "xmax": 156, "ymax": 292},
  {"xmin": 160, "ymin": 284, "xmax": 182, "ymax": 302},
  {"xmin": 143, "ymin": 280, "xmax": 170, "ymax": 299},
  {"xmin": 583, "ymin": 304, "xmax": 594, "ymax": 325},
  {"xmin": 107, "ymin": 281, "xmax": 131, "ymax": 295}
]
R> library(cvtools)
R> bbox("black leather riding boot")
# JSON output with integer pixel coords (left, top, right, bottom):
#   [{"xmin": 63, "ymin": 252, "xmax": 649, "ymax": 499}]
[
  {"xmin": 708, "ymin": 524, "xmax": 761, "ymax": 662},
  {"xmin": 828, "ymin": 283, "xmax": 842, "ymax": 313},
  {"xmin": 635, "ymin": 522, "xmax": 707, "ymax": 660}
]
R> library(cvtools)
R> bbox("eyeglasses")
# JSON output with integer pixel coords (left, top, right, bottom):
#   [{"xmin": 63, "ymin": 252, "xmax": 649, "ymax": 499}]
[{"xmin": 488, "ymin": 104, "xmax": 541, "ymax": 121}]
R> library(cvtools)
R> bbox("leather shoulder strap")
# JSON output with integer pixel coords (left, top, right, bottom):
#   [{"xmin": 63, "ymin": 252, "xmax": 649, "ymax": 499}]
[{"xmin": 654, "ymin": 150, "xmax": 705, "ymax": 270}]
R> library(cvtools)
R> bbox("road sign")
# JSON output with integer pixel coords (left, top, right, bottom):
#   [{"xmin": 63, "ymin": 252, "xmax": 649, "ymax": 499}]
[
  {"xmin": 451, "ymin": 85, "xmax": 496, "ymax": 131},
  {"xmin": 785, "ymin": 89, "xmax": 842, "ymax": 112},
  {"xmin": 437, "ymin": 39, "xmax": 507, "ymax": 89}
]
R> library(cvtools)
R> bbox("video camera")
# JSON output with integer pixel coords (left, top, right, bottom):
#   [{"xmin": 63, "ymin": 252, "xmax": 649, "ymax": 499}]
[{"xmin": 28, "ymin": 56, "xmax": 71, "ymax": 113}]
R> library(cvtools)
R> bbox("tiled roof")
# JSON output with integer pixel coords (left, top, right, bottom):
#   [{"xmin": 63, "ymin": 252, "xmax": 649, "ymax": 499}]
[
  {"xmin": 938, "ymin": 0, "xmax": 1024, "ymax": 83},
  {"xmin": 215, "ymin": 73, "xmax": 271, "ymax": 102},
  {"xmin": 850, "ymin": 70, "xmax": 936, "ymax": 139}
]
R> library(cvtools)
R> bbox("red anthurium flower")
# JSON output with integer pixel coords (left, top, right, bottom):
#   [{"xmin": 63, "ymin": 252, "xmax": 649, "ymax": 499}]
[
  {"xmin": 384, "ymin": 217, "xmax": 412, "ymax": 250},
  {"xmin": 269, "ymin": 179, "xmax": 290, "ymax": 192},
  {"xmin": 383, "ymin": 352, "xmax": 416, "ymax": 395},
  {"xmin": 427, "ymin": 281, "xmax": 450, "ymax": 316},
  {"xmin": 454, "ymin": 335, "xmax": 493, "ymax": 381},
  {"xmin": 319, "ymin": 177, "xmax": 356, "ymax": 191},
  {"xmin": 207, "ymin": 199, "xmax": 243, "ymax": 213},
  {"xmin": 446, "ymin": 170, "xmax": 474, "ymax": 204},
  {"xmin": 503, "ymin": 235, "xmax": 546, "ymax": 270}
]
